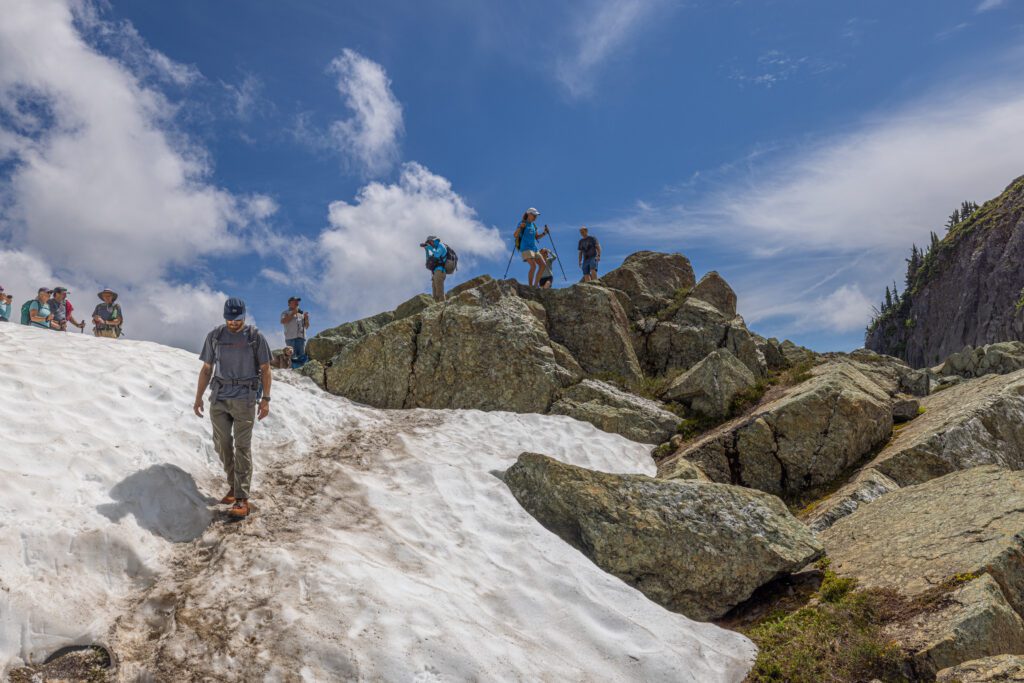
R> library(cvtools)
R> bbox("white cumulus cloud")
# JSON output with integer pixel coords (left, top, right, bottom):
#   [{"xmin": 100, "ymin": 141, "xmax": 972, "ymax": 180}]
[
  {"xmin": 319, "ymin": 162, "xmax": 504, "ymax": 317},
  {"xmin": 328, "ymin": 49, "xmax": 404, "ymax": 176}
]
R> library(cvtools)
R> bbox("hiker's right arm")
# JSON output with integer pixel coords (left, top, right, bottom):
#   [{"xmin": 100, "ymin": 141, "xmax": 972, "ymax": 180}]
[{"xmin": 194, "ymin": 362, "xmax": 213, "ymax": 417}]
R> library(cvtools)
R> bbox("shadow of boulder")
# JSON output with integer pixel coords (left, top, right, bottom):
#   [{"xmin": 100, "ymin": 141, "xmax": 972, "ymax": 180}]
[{"xmin": 98, "ymin": 464, "xmax": 213, "ymax": 542}]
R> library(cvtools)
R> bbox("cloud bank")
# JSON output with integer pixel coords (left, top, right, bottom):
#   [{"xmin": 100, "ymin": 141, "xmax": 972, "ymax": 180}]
[{"xmin": 328, "ymin": 49, "xmax": 404, "ymax": 176}]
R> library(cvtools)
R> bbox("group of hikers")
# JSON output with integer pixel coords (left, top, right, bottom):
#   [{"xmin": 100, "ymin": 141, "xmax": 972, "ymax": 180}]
[
  {"xmin": 0, "ymin": 285, "xmax": 124, "ymax": 336},
  {"xmin": 421, "ymin": 207, "xmax": 602, "ymax": 302}
]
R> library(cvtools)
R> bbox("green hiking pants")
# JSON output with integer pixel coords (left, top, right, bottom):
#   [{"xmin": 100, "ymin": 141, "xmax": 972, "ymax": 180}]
[
  {"xmin": 210, "ymin": 399, "xmax": 255, "ymax": 499},
  {"xmin": 431, "ymin": 269, "xmax": 446, "ymax": 302}
]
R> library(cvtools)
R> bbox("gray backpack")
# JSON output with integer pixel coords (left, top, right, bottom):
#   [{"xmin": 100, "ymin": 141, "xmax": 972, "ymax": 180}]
[{"xmin": 210, "ymin": 324, "xmax": 263, "ymax": 402}]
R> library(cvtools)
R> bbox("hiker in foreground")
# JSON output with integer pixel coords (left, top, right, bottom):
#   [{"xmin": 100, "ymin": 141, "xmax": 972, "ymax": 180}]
[
  {"xmin": 25, "ymin": 287, "xmax": 57, "ymax": 329},
  {"xmin": 421, "ymin": 235, "xmax": 457, "ymax": 302},
  {"xmin": 578, "ymin": 226, "xmax": 601, "ymax": 282},
  {"xmin": 49, "ymin": 287, "xmax": 85, "ymax": 332},
  {"xmin": 514, "ymin": 208, "xmax": 549, "ymax": 287},
  {"xmin": 193, "ymin": 297, "xmax": 272, "ymax": 520},
  {"xmin": 280, "ymin": 296, "xmax": 309, "ymax": 369},
  {"xmin": 0, "ymin": 287, "xmax": 10, "ymax": 322},
  {"xmin": 92, "ymin": 288, "xmax": 123, "ymax": 338},
  {"xmin": 538, "ymin": 248, "xmax": 556, "ymax": 289}
]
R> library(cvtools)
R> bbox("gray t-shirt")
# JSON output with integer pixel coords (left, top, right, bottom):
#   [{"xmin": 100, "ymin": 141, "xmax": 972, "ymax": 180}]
[
  {"xmin": 199, "ymin": 326, "xmax": 273, "ymax": 401},
  {"xmin": 93, "ymin": 302, "xmax": 122, "ymax": 327},
  {"xmin": 281, "ymin": 309, "xmax": 306, "ymax": 340}
]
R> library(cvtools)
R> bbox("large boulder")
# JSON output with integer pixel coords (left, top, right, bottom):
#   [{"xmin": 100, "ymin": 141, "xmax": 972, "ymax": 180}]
[
  {"xmin": 688, "ymin": 271, "xmax": 736, "ymax": 316},
  {"xmin": 659, "ymin": 361, "xmax": 892, "ymax": 501},
  {"xmin": 941, "ymin": 341, "xmax": 1024, "ymax": 379},
  {"xmin": 865, "ymin": 369, "xmax": 1024, "ymax": 487},
  {"xmin": 504, "ymin": 453, "xmax": 822, "ymax": 621},
  {"xmin": 802, "ymin": 468, "xmax": 899, "ymax": 533},
  {"xmin": 548, "ymin": 380, "xmax": 680, "ymax": 444},
  {"xmin": 306, "ymin": 293, "xmax": 433, "ymax": 363},
  {"xmin": 639, "ymin": 298, "xmax": 766, "ymax": 379},
  {"xmin": 525, "ymin": 283, "xmax": 643, "ymax": 383},
  {"xmin": 660, "ymin": 348, "xmax": 757, "ymax": 418},
  {"xmin": 599, "ymin": 251, "xmax": 695, "ymax": 316},
  {"xmin": 938, "ymin": 655, "xmax": 1024, "ymax": 682},
  {"xmin": 325, "ymin": 282, "xmax": 581, "ymax": 411},
  {"xmin": 822, "ymin": 467, "xmax": 1024, "ymax": 675}
]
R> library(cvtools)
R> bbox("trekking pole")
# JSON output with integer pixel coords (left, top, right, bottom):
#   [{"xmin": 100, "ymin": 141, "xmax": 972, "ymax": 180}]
[
  {"xmin": 544, "ymin": 225, "xmax": 569, "ymax": 281},
  {"xmin": 502, "ymin": 242, "xmax": 517, "ymax": 279}
]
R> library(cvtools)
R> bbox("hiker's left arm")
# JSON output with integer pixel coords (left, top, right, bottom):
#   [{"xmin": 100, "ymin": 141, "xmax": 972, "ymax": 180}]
[{"xmin": 258, "ymin": 363, "xmax": 272, "ymax": 420}]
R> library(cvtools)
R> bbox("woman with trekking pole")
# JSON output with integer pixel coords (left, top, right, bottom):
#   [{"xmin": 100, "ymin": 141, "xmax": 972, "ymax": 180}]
[{"xmin": 514, "ymin": 208, "xmax": 548, "ymax": 287}]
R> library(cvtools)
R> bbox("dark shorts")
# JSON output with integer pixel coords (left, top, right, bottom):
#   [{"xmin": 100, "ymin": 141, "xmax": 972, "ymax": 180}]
[
  {"xmin": 581, "ymin": 257, "xmax": 598, "ymax": 275},
  {"xmin": 539, "ymin": 275, "xmax": 553, "ymax": 287}
]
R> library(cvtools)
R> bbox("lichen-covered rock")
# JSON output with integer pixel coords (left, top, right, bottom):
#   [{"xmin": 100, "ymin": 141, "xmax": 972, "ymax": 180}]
[
  {"xmin": 325, "ymin": 283, "xmax": 580, "ymax": 411},
  {"xmin": 523, "ymin": 283, "xmax": 644, "ymax": 383},
  {"xmin": 892, "ymin": 395, "xmax": 921, "ymax": 422},
  {"xmin": 779, "ymin": 339, "xmax": 815, "ymax": 367},
  {"xmin": 447, "ymin": 274, "xmax": 494, "ymax": 298},
  {"xmin": 937, "ymin": 655, "xmax": 1024, "ymax": 682},
  {"xmin": 661, "ymin": 348, "xmax": 757, "ymax": 418},
  {"xmin": 865, "ymin": 370, "xmax": 1024, "ymax": 487},
  {"xmin": 306, "ymin": 293, "xmax": 433, "ymax": 364},
  {"xmin": 803, "ymin": 468, "xmax": 899, "ymax": 533},
  {"xmin": 548, "ymin": 380, "xmax": 680, "ymax": 444},
  {"xmin": 660, "ymin": 361, "xmax": 892, "ymax": 500},
  {"xmin": 689, "ymin": 271, "xmax": 737, "ymax": 316},
  {"xmin": 297, "ymin": 359, "xmax": 326, "ymax": 390},
  {"xmin": 640, "ymin": 298, "xmax": 766, "ymax": 379},
  {"xmin": 886, "ymin": 574, "xmax": 1024, "ymax": 678},
  {"xmin": 504, "ymin": 453, "xmax": 822, "ymax": 620},
  {"xmin": 941, "ymin": 341, "xmax": 1024, "ymax": 379},
  {"xmin": 823, "ymin": 467, "xmax": 1024, "ymax": 674},
  {"xmin": 756, "ymin": 336, "xmax": 790, "ymax": 371},
  {"xmin": 599, "ymin": 251, "xmax": 695, "ymax": 316}
]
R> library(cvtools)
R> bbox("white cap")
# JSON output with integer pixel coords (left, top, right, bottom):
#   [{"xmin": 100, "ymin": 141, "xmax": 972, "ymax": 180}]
[{"xmin": 526, "ymin": 207, "xmax": 540, "ymax": 216}]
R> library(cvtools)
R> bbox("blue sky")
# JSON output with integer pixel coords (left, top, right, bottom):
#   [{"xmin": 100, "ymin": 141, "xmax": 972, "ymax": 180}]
[{"xmin": 1, "ymin": 0, "xmax": 1023, "ymax": 351}]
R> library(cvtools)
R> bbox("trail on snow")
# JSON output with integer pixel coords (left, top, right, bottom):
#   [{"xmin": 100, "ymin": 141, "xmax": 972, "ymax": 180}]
[{"xmin": 110, "ymin": 412, "xmax": 434, "ymax": 681}]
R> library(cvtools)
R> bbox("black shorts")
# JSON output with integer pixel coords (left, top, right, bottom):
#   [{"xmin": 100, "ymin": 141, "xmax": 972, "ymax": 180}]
[{"xmin": 539, "ymin": 275, "xmax": 553, "ymax": 286}]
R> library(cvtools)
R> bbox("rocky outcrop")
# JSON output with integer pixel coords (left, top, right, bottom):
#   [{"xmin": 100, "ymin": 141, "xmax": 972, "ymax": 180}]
[
  {"xmin": 549, "ymin": 380, "xmax": 680, "ymax": 444},
  {"xmin": 689, "ymin": 271, "xmax": 737, "ymax": 316},
  {"xmin": 803, "ymin": 468, "xmax": 899, "ymax": 533},
  {"xmin": 504, "ymin": 453, "xmax": 822, "ymax": 621},
  {"xmin": 638, "ymin": 297, "xmax": 767, "ymax": 379},
  {"xmin": 940, "ymin": 341, "xmax": 1024, "ymax": 379},
  {"xmin": 937, "ymin": 655, "xmax": 1024, "ymax": 682},
  {"xmin": 660, "ymin": 360, "xmax": 892, "ymax": 501},
  {"xmin": 822, "ymin": 467, "xmax": 1024, "ymax": 676},
  {"xmin": 325, "ymin": 281, "xmax": 581, "ymax": 412},
  {"xmin": 866, "ymin": 175, "xmax": 1024, "ymax": 367},
  {"xmin": 306, "ymin": 293, "xmax": 433, "ymax": 363},
  {"xmin": 599, "ymin": 251, "xmax": 695, "ymax": 316},
  {"xmin": 297, "ymin": 359, "xmax": 326, "ymax": 390},
  {"xmin": 660, "ymin": 348, "xmax": 757, "ymax": 418},
  {"xmin": 892, "ymin": 395, "xmax": 921, "ymax": 422}
]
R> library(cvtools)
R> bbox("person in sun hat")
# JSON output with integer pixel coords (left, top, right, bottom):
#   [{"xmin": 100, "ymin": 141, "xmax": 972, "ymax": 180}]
[
  {"xmin": 48, "ymin": 287, "xmax": 85, "ymax": 332},
  {"xmin": 92, "ymin": 288, "xmax": 123, "ymax": 338},
  {"xmin": 514, "ymin": 208, "xmax": 549, "ymax": 287},
  {"xmin": 420, "ymin": 235, "xmax": 451, "ymax": 302},
  {"xmin": 194, "ymin": 297, "xmax": 273, "ymax": 520},
  {"xmin": 280, "ymin": 296, "xmax": 310, "ymax": 369}
]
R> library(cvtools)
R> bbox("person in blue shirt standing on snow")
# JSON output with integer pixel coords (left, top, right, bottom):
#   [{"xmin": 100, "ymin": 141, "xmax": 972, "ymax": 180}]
[
  {"xmin": 514, "ymin": 208, "xmax": 550, "ymax": 287},
  {"xmin": 0, "ymin": 286, "xmax": 10, "ymax": 322},
  {"xmin": 421, "ymin": 235, "xmax": 449, "ymax": 302}
]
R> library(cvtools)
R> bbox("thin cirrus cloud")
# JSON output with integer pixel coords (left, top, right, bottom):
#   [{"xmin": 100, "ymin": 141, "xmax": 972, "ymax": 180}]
[
  {"xmin": 555, "ymin": 0, "xmax": 667, "ymax": 98},
  {"xmin": 328, "ymin": 48, "xmax": 404, "ymax": 176},
  {"xmin": 605, "ymin": 76, "xmax": 1024, "ymax": 339},
  {"xmin": 977, "ymin": 0, "xmax": 1009, "ymax": 12},
  {"xmin": 0, "ymin": 0, "xmax": 274, "ymax": 349}
]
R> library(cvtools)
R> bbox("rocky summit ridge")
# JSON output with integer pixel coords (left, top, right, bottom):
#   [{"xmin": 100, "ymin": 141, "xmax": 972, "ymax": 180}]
[{"xmin": 303, "ymin": 249, "xmax": 1024, "ymax": 680}]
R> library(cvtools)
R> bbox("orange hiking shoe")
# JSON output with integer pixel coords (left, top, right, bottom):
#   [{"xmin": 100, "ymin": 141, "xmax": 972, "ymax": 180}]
[
  {"xmin": 228, "ymin": 499, "xmax": 250, "ymax": 519},
  {"xmin": 220, "ymin": 492, "xmax": 236, "ymax": 505}
]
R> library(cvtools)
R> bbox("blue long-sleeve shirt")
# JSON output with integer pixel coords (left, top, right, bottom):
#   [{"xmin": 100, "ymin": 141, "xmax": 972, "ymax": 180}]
[
  {"xmin": 0, "ymin": 301, "xmax": 9, "ymax": 321},
  {"xmin": 425, "ymin": 242, "xmax": 448, "ymax": 272}
]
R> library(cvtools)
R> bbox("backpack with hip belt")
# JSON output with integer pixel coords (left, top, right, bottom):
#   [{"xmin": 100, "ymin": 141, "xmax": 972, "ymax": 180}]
[{"xmin": 209, "ymin": 324, "xmax": 263, "ymax": 403}]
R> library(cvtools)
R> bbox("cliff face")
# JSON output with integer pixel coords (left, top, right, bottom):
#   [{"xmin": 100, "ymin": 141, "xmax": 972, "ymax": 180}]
[{"xmin": 866, "ymin": 176, "xmax": 1024, "ymax": 368}]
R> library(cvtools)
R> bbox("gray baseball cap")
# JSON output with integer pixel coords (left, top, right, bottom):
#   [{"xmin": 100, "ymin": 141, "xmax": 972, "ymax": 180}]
[{"xmin": 526, "ymin": 207, "xmax": 540, "ymax": 216}]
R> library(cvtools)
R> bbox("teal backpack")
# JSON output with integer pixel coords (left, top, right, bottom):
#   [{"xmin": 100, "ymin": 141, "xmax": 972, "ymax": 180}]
[{"xmin": 20, "ymin": 300, "xmax": 34, "ymax": 325}]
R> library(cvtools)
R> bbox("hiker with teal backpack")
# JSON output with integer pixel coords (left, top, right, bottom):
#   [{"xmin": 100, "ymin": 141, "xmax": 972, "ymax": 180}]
[
  {"xmin": 21, "ymin": 287, "xmax": 57, "ymax": 329},
  {"xmin": 514, "ymin": 208, "xmax": 549, "ymax": 287},
  {"xmin": 193, "ymin": 297, "xmax": 273, "ymax": 520},
  {"xmin": 0, "ymin": 287, "xmax": 10, "ymax": 322},
  {"xmin": 421, "ymin": 235, "xmax": 457, "ymax": 302}
]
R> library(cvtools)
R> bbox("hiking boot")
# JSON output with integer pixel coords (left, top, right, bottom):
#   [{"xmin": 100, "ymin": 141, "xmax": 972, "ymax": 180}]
[
  {"xmin": 220, "ymin": 492, "xmax": 236, "ymax": 505},
  {"xmin": 228, "ymin": 499, "xmax": 250, "ymax": 519}
]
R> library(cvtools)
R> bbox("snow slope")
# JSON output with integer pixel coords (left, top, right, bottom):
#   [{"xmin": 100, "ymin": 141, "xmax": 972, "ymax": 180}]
[{"xmin": 0, "ymin": 323, "xmax": 755, "ymax": 681}]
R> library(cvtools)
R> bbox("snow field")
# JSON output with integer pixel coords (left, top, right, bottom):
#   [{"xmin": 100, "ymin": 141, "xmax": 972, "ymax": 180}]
[{"xmin": 0, "ymin": 322, "xmax": 754, "ymax": 680}]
